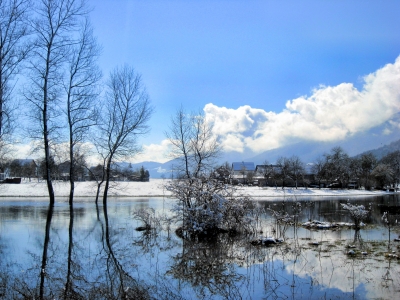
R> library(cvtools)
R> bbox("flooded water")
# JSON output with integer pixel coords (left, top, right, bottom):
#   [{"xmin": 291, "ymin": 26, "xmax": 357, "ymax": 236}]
[{"xmin": 0, "ymin": 194, "xmax": 399, "ymax": 299}]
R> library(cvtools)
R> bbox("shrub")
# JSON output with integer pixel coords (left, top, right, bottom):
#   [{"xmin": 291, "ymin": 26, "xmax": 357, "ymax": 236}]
[
  {"xmin": 341, "ymin": 201, "xmax": 371, "ymax": 229},
  {"xmin": 167, "ymin": 178, "xmax": 254, "ymax": 237}
]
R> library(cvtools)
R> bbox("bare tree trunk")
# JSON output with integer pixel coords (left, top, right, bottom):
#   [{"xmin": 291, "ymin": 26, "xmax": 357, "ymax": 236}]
[
  {"xmin": 26, "ymin": 0, "xmax": 88, "ymax": 205},
  {"xmin": 102, "ymin": 156, "xmax": 112, "ymax": 205},
  {"xmin": 39, "ymin": 204, "xmax": 54, "ymax": 299},
  {"xmin": 96, "ymin": 65, "xmax": 153, "ymax": 205},
  {"xmin": 65, "ymin": 19, "xmax": 101, "ymax": 205},
  {"xmin": 43, "ymin": 53, "xmax": 55, "ymax": 205}
]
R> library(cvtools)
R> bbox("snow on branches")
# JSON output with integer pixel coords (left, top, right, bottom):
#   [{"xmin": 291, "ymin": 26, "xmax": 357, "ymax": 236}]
[
  {"xmin": 166, "ymin": 178, "xmax": 254, "ymax": 236},
  {"xmin": 341, "ymin": 201, "xmax": 371, "ymax": 229}
]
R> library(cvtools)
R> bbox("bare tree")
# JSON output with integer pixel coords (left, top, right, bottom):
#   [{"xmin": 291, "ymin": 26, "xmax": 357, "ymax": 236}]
[
  {"xmin": 24, "ymin": 0, "xmax": 88, "ymax": 205},
  {"xmin": 324, "ymin": 146, "xmax": 350, "ymax": 188},
  {"xmin": 381, "ymin": 150, "xmax": 400, "ymax": 189},
  {"xmin": 311, "ymin": 156, "xmax": 327, "ymax": 188},
  {"xmin": 96, "ymin": 65, "xmax": 153, "ymax": 205},
  {"xmin": 165, "ymin": 107, "xmax": 220, "ymax": 179},
  {"xmin": 276, "ymin": 156, "xmax": 290, "ymax": 189},
  {"xmin": 359, "ymin": 153, "xmax": 377, "ymax": 190},
  {"xmin": 64, "ymin": 18, "xmax": 101, "ymax": 204},
  {"xmin": 165, "ymin": 107, "xmax": 192, "ymax": 179},
  {"xmin": 0, "ymin": 0, "xmax": 31, "ymax": 153},
  {"xmin": 372, "ymin": 163, "xmax": 393, "ymax": 189},
  {"xmin": 261, "ymin": 160, "xmax": 278, "ymax": 188},
  {"xmin": 288, "ymin": 155, "xmax": 304, "ymax": 189}
]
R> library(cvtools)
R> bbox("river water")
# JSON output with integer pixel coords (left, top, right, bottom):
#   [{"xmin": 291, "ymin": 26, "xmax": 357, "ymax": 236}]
[{"xmin": 0, "ymin": 194, "xmax": 399, "ymax": 299}]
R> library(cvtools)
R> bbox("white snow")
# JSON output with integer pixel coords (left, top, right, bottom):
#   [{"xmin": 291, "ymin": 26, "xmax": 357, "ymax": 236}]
[{"xmin": 0, "ymin": 178, "xmax": 394, "ymax": 200}]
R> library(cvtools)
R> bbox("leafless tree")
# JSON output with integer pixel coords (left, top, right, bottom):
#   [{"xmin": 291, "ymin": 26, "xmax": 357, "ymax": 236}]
[
  {"xmin": 261, "ymin": 160, "xmax": 274, "ymax": 177},
  {"xmin": 359, "ymin": 153, "xmax": 377, "ymax": 190},
  {"xmin": 96, "ymin": 65, "xmax": 153, "ymax": 205},
  {"xmin": 324, "ymin": 146, "xmax": 350, "ymax": 188},
  {"xmin": 276, "ymin": 156, "xmax": 290, "ymax": 189},
  {"xmin": 165, "ymin": 107, "xmax": 192, "ymax": 179},
  {"xmin": 372, "ymin": 163, "xmax": 393, "ymax": 189},
  {"xmin": 24, "ymin": 0, "xmax": 88, "ymax": 205},
  {"xmin": 311, "ymin": 156, "xmax": 327, "ymax": 188},
  {"xmin": 0, "ymin": 0, "xmax": 31, "ymax": 154},
  {"xmin": 288, "ymin": 155, "xmax": 304, "ymax": 189},
  {"xmin": 381, "ymin": 150, "xmax": 400, "ymax": 189},
  {"xmin": 165, "ymin": 107, "xmax": 221, "ymax": 179},
  {"xmin": 63, "ymin": 18, "xmax": 101, "ymax": 204}
]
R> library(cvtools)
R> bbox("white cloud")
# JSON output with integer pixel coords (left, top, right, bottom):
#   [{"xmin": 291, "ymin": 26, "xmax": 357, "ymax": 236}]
[
  {"xmin": 130, "ymin": 139, "xmax": 172, "ymax": 163},
  {"xmin": 204, "ymin": 55, "xmax": 400, "ymax": 154},
  {"xmin": 9, "ymin": 144, "xmax": 33, "ymax": 159}
]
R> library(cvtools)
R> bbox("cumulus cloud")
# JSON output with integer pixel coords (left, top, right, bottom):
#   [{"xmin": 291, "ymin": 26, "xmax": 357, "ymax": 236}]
[
  {"xmin": 130, "ymin": 139, "xmax": 172, "ymax": 163},
  {"xmin": 9, "ymin": 144, "xmax": 33, "ymax": 159},
  {"xmin": 205, "ymin": 55, "xmax": 400, "ymax": 153}
]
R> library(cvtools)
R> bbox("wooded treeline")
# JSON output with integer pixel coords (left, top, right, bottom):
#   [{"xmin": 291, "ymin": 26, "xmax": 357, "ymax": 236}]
[{"xmin": 213, "ymin": 146, "xmax": 400, "ymax": 190}]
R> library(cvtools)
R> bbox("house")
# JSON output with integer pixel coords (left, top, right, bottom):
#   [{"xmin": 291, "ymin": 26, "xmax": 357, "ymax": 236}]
[{"xmin": 230, "ymin": 162, "xmax": 255, "ymax": 184}]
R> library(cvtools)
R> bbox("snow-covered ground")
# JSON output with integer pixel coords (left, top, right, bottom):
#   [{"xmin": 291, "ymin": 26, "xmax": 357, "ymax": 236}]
[{"xmin": 0, "ymin": 178, "xmax": 394, "ymax": 200}]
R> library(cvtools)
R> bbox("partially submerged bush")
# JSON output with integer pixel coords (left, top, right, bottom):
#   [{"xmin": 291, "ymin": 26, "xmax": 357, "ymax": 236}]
[
  {"xmin": 268, "ymin": 200, "xmax": 302, "ymax": 239},
  {"xmin": 167, "ymin": 178, "xmax": 254, "ymax": 237},
  {"xmin": 133, "ymin": 208, "xmax": 160, "ymax": 231},
  {"xmin": 381, "ymin": 211, "xmax": 399, "ymax": 250},
  {"xmin": 341, "ymin": 201, "xmax": 371, "ymax": 229}
]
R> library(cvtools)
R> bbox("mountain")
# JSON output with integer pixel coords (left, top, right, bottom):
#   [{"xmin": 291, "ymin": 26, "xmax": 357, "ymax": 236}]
[
  {"xmin": 245, "ymin": 131, "xmax": 400, "ymax": 164},
  {"xmin": 356, "ymin": 139, "xmax": 400, "ymax": 160},
  {"xmin": 114, "ymin": 159, "xmax": 180, "ymax": 179}
]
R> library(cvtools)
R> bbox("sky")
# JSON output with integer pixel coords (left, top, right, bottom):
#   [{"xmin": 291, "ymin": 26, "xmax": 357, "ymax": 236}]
[{"xmin": 16, "ymin": 0, "xmax": 400, "ymax": 163}]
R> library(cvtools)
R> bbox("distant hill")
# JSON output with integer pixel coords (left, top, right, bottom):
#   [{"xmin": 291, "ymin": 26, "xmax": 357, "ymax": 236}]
[
  {"xmin": 114, "ymin": 159, "xmax": 180, "ymax": 179},
  {"xmin": 244, "ymin": 134, "xmax": 400, "ymax": 164},
  {"xmin": 356, "ymin": 139, "xmax": 400, "ymax": 160}
]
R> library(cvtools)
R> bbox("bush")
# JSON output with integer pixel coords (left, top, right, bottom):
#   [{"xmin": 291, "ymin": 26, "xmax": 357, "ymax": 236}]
[
  {"xmin": 167, "ymin": 178, "xmax": 254, "ymax": 237},
  {"xmin": 341, "ymin": 201, "xmax": 371, "ymax": 229}
]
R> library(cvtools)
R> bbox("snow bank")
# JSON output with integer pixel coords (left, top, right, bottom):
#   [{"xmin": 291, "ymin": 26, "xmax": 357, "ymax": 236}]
[
  {"xmin": 0, "ymin": 179, "xmax": 172, "ymax": 199},
  {"xmin": 0, "ymin": 178, "xmax": 392, "ymax": 199}
]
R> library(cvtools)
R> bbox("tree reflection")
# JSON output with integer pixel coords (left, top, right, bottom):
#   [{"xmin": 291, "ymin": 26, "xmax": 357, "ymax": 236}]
[
  {"xmin": 63, "ymin": 201, "xmax": 87, "ymax": 299},
  {"xmin": 39, "ymin": 204, "xmax": 54, "ymax": 299},
  {"xmin": 353, "ymin": 228, "xmax": 363, "ymax": 245},
  {"xmin": 95, "ymin": 203, "xmax": 150, "ymax": 299},
  {"xmin": 167, "ymin": 234, "xmax": 245, "ymax": 299}
]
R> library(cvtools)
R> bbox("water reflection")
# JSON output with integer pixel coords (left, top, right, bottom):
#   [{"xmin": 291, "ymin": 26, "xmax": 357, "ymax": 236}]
[
  {"xmin": 0, "ymin": 195, "xmax": 399, "ymax": 299},
  {"xmin": 39, "ymin": 204, "xmax": 53, "ymax": 299},
  {"xmin": 168, "ymin": 235, "xmax": 246, "ymax": 299},
  {"xmin": 98, "ymin": 203, "xmax": 151, "ymax": 299}
]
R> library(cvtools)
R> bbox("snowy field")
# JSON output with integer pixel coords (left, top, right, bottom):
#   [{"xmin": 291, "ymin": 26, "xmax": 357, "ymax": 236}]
[{"xmin": 0, "ymin": 178, "xmax": 394, "ymax": 199}]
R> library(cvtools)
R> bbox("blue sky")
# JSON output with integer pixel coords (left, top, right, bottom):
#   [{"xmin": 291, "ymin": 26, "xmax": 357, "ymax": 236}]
[{"xmin": 84, "ymin": 0, "xmax": 400, "ymax": 163}]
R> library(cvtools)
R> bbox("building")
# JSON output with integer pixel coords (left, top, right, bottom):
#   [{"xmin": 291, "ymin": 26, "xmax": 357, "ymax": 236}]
[{"xmin": 230, "ymin": 162, "xmax": 255, "ymax": 184}]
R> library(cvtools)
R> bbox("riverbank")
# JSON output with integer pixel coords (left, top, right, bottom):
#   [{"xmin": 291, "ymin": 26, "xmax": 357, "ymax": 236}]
[{"xmin": 0, "ymin": 178, "xmax": 394, "ymax": 199}]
